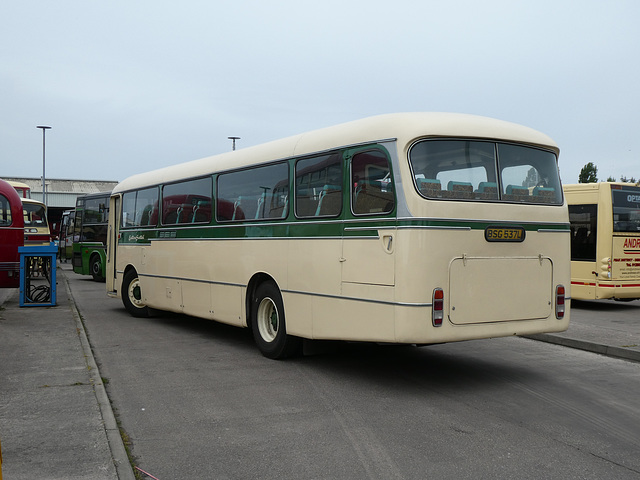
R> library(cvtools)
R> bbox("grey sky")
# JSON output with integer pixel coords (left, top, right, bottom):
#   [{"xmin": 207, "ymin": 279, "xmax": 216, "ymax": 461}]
[{"xmin": 1, "ymin": 0, "xmax": 638, "ymax": 184}]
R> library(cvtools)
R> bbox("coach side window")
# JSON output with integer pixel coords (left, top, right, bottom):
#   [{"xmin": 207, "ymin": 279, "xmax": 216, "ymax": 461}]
[
  {"xmin": 217, "ymin": 162, "xmax": 289, "ymax": 222},
  {"xmin": 351, "ymin": 150, "xmax": 395, "ymax": 215},
  {"xmin": 295, "ymin": 153, "xmax": 343, "ymax": 218},
  {"xmin": 0, "ymin": 195, "xmax": 12, "ymax": 226},
  {"xmin": 121, "ymin": 187, "xmax": 159, "ymax": 228},
  {"xmin": 162, "ymin": 177, "xmax": 212, "ymax": 225}
]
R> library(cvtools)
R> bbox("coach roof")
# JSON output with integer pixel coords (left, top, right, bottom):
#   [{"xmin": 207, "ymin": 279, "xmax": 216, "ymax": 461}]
[{"xmin": 113, "ymin": 112, "xmax": 559, "ymax": 194}]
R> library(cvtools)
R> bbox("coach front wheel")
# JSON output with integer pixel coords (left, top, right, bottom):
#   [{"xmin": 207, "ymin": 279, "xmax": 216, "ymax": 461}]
[{"xmin": 122, "ymin": 269, "xmax": 149, "ymax": 318}]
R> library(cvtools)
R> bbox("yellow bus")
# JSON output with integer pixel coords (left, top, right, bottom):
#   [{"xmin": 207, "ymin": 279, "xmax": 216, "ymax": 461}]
[
  {"xmin": 22, "ymin": 198, "xmax": 51, "ymax": 246},
  {"xmin": 7, "ymin": 180, "xmax": 31, "ymax": 198},
  {"xmin": 564, "ymin": 182, "xmax": 640, "ymax": 301},
  {"xmin": 106, "ymin": 113, "xmax": 570, "ymax": 358}
]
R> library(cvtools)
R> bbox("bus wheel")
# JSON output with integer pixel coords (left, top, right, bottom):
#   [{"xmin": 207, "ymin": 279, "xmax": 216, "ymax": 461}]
[
  {"xmin": 122, "ymin": 269, "xmax": 149, "ymax": 318},
  {"xmin": 90, "ymin": 255, "xmax": 104, "ymax": 282},
  {"xmin": 251, "ymin": 282, "xmax": 301, "ymax": 359}
]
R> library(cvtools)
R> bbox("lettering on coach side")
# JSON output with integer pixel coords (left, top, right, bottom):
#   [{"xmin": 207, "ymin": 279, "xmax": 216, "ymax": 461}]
[
  {"xmin": 623, "ymin": 238, "xmax": 640, "ymax": 249},
  {"xmin": 613, "ymin": 236, "xmax": 640, "ymax": 278}
]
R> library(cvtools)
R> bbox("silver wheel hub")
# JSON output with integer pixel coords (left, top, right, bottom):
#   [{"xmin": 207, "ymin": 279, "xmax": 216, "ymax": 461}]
[
  {"xmin": 128, "ymin": 278, "xmax": 145, "ymax": 308},
  {"xmin": 257, "ymin": 297, "xmax": 279, "ymax": 342}
]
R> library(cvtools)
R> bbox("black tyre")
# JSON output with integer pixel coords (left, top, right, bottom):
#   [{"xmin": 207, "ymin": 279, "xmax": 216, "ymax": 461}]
[
  {"xmin": 90, "ymin": 254, "xmax": 104, "ymax": 282},
  {"xmin": 122, "ymin": 269, "xmax": 149, "ymax": 318},
  {"xmin": 251, "ymin": 282, "xmax": 301, "ymax": 359}
]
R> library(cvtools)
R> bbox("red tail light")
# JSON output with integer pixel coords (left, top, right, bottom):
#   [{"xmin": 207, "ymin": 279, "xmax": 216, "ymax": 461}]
[
  {"xmin": 432, "ymin": 288, "xmax": 444, "ymax": 327},
  {"xmin": 555, "ymin": 285, "xmax": 565, "ymax": 319}
]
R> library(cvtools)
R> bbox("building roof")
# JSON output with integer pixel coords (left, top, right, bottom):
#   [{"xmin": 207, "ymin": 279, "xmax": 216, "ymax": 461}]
[
  {"xmin": 1, "ymin": 177, "xmax": 119, "ymax": 209},
  {"xmin": 2, "ymin": 177, "xmax": 118, "ymax": 194}
]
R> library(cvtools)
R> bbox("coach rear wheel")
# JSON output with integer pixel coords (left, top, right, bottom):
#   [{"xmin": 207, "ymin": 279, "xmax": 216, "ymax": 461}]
[
  {"xmin": 122, "ymin": 269, "xmax": 149, "ymax": 318},
  {"xmin": 251, "ymin": 282, "xmax": 301, "ymax": 359}
]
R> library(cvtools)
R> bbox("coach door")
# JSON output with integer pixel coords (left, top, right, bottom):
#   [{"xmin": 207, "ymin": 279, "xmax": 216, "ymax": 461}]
[
  {"xmin": 106, "ymin": 195, "xmax": 119, "ymax": 294},
  {"xmin": 341, "ymin": 148, "xmax": 396, "ymax": 287}
]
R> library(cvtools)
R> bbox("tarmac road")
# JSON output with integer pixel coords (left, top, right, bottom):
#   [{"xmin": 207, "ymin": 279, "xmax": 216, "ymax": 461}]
[{"xmin": 1, "ymin": 264, "xmax": 639, "ymax": 479}]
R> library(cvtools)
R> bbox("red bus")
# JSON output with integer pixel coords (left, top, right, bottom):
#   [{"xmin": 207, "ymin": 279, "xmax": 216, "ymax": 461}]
[{"xmin": 0, "ymin": 178, "xmax": 25, "ymax": 288}]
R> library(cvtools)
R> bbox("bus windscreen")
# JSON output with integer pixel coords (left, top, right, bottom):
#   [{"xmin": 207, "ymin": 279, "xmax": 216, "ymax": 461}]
[{"xmin": 612, "ymin": 186, "xmax": 640, "ymax": 232}]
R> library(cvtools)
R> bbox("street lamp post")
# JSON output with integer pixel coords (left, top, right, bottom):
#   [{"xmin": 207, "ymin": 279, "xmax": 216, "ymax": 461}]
[
  {"xmin": 228, "ymin": 136, "xmax": 240, "ymax": 151},
  {"xmin": 36, "ymin": 125, "xmax": 52, "ymax": 206}
]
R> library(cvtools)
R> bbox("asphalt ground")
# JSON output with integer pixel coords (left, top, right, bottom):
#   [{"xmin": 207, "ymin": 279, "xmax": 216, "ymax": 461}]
[
  {"xmin": 0, "ymin": 263, "xmax": 638, "ymax": 479},
  {"xmin": 0, "ymin": 264, "xmax": 134, "ymax": 480}
]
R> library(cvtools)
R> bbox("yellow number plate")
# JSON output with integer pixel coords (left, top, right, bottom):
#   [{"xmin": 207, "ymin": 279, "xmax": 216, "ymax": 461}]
[{"xmin": 485, "ymin": 226, "xmax": 525, "ymax": 242}]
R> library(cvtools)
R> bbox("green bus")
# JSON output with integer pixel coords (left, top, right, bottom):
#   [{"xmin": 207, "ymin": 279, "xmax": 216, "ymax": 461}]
[{"xmin": 72, "ymin": 191, "xmax": 110, "ymax": 281}]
